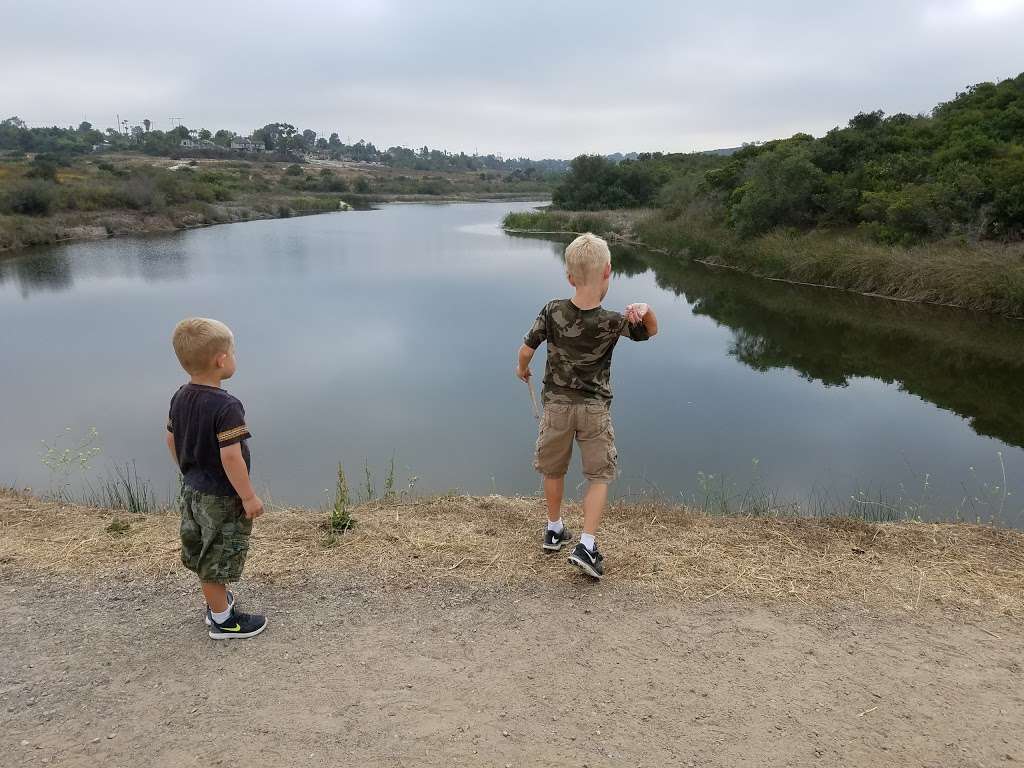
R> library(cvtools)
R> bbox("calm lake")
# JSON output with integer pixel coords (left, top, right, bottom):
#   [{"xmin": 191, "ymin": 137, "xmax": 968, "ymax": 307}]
[{"xmin": 2, "ymin": 202, "xmax": 1023, "ymax": 526}]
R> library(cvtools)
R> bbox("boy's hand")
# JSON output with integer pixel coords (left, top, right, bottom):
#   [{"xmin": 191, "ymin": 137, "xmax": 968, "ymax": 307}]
[
  {"xmin": 242, "ymin": 494, "xmax": 265, "ymax": 520},
  {"xmin": 625, "ymin": 303, "xmax": 649, "ymax": 325},
  {"xmin": 516, "ymin": 364, "xmax": 532, "ymax": 382}
]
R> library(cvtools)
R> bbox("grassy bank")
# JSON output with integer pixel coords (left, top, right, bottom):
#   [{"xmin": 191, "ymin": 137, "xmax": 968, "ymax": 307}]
[
  {"xmin": 0, "ymin": 153, "xmax": 553, "ymax": 253},
  {"xmin": 2, "ymin": 488, "xmax": 1022, "ymax": 613},
  {"xmin": 502, "ymin": 208, "xmax": 650, "ymax": 237},
  {"xmin": 503, "ymin": 208, "xmax": 1024, "ymax": 317}
]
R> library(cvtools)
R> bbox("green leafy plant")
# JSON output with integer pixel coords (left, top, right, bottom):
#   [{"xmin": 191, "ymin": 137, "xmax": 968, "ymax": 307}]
[
  {"xmin": 326, "ymin": 462, "xmax": 356, "ymax": 535},
  {"xmin": 363, "ymin": 459, "xmax": 375, "ymax": 501}
]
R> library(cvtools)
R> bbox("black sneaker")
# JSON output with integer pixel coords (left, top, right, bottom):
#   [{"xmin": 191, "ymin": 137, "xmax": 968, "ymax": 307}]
[
  {"xmin": 204, "ymin": 589, "xmax": 235, "ymax": 627},
  {"xmin": 543, "ymin": 525, "xmax": 573, "ymax": 552},
  {"xmin": 208, "ymin": 609, "xmax": 267, "ymax": 640},
  {"xmin": 569, "ymin": 542, "xmax": 604, "ymax": 579}
]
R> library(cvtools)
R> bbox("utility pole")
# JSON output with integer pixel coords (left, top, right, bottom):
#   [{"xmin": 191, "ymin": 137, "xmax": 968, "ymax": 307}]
[{"xmin": 169, "ymin": 117, "xmax": 183, "ymax": 130}]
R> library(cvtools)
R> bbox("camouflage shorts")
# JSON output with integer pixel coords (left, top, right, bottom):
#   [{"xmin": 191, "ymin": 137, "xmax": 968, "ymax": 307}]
[{"xmin": 179, "ymin": 485, "xmax": 252, "ymax": 583}]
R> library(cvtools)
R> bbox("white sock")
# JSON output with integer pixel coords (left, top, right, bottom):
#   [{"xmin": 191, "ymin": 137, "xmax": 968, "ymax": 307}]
[
  {"xmin": 547, "ymin": 518, "xmax": 564, "ymax": 533},
  {"xmin": 580, "ymin": 533, "xmax": 596, "ymax": 552},
  {"xmin": 211, "ymin": 606, "xmax": 233, "ymax": 624}
]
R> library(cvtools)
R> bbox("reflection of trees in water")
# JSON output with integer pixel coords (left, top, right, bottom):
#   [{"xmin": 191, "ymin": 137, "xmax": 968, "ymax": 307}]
[
  {"xmin": 0, "ymin": 237, "xmax": 190, "ymax": 298},
  {"xmin": 609, "ymin": 244, "xmax": 649, "ymax": 277},
  {"xmin": 0, "ymin": 252, "xmax": 74, "ymax": 298},
  {"xmin": 510, "ymin": 231, "xmax": 650, "ymax": 276},
  {"xmin": 618, "ymin": 247, "xmax": 1024, "ymax": 448}
]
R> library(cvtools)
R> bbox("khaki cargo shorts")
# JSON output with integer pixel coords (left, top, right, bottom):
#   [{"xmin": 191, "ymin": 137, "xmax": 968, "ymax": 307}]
[
  {"xmin": 534, "ymin": 400, "xmax": 618, "ymax": 483},
  {"xmin": 179, "ymin": 485, "xmax": 252, "ymax": 583}
]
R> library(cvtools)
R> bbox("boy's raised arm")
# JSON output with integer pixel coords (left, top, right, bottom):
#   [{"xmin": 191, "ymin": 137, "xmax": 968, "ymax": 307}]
[
  {"xmin": 624, "ymin": 303, "xmax": 658, "ymax": 339},
  {"xmin": 642, "ymin": 305, "xmax": 658, "ymax": 337}
]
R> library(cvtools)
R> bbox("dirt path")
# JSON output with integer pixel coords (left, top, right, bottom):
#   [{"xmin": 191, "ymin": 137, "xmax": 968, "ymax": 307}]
[
  {"xmin": 2, "ymin": 490, "xmax": 1023, "ymax": 766},
  {"xmin": 3, "ymin": 571, "xmax": 1022, "ymax": 768}
]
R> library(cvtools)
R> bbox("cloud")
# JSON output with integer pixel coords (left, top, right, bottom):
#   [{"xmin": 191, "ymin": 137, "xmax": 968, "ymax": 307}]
[{"xmin": 1, "ymin": 0, "xmax": 1021, "ymax": 156}]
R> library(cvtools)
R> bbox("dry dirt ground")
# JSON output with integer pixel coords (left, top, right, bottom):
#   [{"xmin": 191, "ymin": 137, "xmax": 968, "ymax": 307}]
[{"xmin": 2, "ymin": 491, "xmax": 1023, "ymax": 767}]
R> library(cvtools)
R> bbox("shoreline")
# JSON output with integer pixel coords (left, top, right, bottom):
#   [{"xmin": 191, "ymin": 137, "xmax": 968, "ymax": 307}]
[
  {"xmin": 3, "ymin": 488, "xmax": 1021, "ymax": 615},
  {"xmin": 502, "ymin": 209, "xmax": 1024, "ymax": 319},
  {"xmin": 0, "ymin": 193, "xmax": 550, "ymax": 258}
]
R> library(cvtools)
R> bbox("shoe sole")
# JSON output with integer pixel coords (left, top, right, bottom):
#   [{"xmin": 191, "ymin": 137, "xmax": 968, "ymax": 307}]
[
  {"xmin": 568, "ymin": 554, "xmax": 603, "ymax": 579},
  {"xmin": 543, "ymin": 533, "xmax": 573, "ymax": 552},
  {"xmin": 208, "ymin": 622, "xmax": 267, "ymax": 640}
]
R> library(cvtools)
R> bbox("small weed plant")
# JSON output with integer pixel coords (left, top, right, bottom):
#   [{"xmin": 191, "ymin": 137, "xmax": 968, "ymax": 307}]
[{"xmin": 324, "ymin": 463, "xmax": 356, "ymax": 545}]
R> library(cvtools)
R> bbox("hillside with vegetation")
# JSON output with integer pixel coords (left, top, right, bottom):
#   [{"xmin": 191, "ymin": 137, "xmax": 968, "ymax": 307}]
[
  {"xmin": 509, "ymin": 74, "xmax": 1024, "ymax": 316},
  {"xmin": 0, "ymin": 118, "xmax": 558, "ymax": 252}
]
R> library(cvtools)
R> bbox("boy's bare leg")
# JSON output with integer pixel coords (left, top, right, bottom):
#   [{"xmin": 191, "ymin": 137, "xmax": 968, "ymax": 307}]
[
  {"xmin": 543, "ymin": 476, "xmax": 564, "ymax": 523},
  {"xmin": 581, "ymin": 482, "xmax": 609, "ymax": 536},
  {"xmin": 202, "ymin": 581, "xmax": 229, "ymax": 613}
]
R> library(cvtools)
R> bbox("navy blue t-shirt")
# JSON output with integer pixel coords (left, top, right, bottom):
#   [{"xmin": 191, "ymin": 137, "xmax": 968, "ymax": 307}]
[{"xmin": 167, "ymin": 383, "xmax": 251, "ymax": 497}]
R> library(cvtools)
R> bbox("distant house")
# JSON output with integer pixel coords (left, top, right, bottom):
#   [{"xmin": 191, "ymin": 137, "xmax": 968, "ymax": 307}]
[
  {"xmin": 230, "ymin": 137, "xmax": 266, "ymax": 153},
  {"xmin": 91, "ymin": 142, "xmax": 113, "ymax": 152},
  {"xmin": 180, "ymin": 138, "xmax": 200, "ymax": 148}
]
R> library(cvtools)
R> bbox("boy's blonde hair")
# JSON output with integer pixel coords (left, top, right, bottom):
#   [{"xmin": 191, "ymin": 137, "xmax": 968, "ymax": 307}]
[
  {"xmin": 564, "ymin": 232, "xmax": 611, "ymax": 285},
  {"xmin": 172, "ymin": 317, "xmax": 234, "ymax": 374}
]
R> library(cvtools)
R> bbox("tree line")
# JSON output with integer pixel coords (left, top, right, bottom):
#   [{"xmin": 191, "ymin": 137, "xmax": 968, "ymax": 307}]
[
  {"xmin": 552, "ymin": 73, "xmax": 1024, "ymax": 245},
  {"xmin": 0, "ymin": 117, "xmax": 569, "ymax": 176}
]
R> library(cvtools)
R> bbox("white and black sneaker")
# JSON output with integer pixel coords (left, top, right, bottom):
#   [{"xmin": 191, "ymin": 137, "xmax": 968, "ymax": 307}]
[
  {"xmin": 543, "ymin": 525, "xmax": 573, "ymax": 552},
  {"xmin": 208, "ymin": 609, "xmax": 268, "ymax": 640},
  {"xmin": 203, "ymin": 589, "xmax": 235, "ymax": 626},
  {"xmin": 569, "ymin": 542, "xmax": 604, "ymax": 579}
]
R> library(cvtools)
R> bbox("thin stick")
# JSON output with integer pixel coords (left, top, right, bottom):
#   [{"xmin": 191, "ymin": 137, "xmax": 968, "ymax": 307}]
[
  {"xmin": 972, "ymin": 624, "xmax": 1002, "ymax": 640},
  {"xmin": 527, "ymin": 379, "xmax": 540, "ymax": 420},
  {"xmin": 857, "ymin": 706, "xmax": 877, "ymax": 717}
]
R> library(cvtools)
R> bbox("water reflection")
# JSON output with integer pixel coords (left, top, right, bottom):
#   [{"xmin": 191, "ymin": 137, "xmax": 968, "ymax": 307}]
[
  {"xmin": 0, "ymin": 235, "xmax": 191, "ymax": 298},
  {"xmin": 2, "ymin": 205, "xmax": 1021, "ymax": 525},
  {"xmin": 606, "ymin": 245, "xmax": 1024, "ymax": 449},
  {"xmin": 0, "ymin": 250, "xmax": 75, "ymax": 297}
]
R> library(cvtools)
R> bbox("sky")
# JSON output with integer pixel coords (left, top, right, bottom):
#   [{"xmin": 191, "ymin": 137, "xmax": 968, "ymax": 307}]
[{"xmin": 1, "ymin": 0, "xmax": 1022, "ymax": 158}]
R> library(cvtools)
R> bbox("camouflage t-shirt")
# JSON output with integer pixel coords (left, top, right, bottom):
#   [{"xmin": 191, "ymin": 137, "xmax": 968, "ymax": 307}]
[{"xmin": 524, "ymin": 299, "xmax": 650, "ymax": 403}]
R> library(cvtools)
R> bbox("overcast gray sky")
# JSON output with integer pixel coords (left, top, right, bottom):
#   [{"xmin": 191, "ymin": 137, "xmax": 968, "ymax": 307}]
[{"xmin": 2, "ymin": 0, "xmax": 1022, "ymax": 158}]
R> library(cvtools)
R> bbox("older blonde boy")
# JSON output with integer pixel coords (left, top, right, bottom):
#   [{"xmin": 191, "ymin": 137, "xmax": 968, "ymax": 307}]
[
  {"xmin": 516, "ymin": 233, "xmax": 658, "ymax": 579},
  {"xmin": 166, "ymin": 317, "xmax": 267, "ymax": 639}
]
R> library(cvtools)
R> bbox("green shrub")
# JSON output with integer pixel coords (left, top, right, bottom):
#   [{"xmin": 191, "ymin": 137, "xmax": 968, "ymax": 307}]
[
  {"xmin": 1, "ymin": 180, "xmax": 55, "ymax": 215},
  {"xmin": 25, "ymin": 156, "xmax": 60, "ymax": 182}
]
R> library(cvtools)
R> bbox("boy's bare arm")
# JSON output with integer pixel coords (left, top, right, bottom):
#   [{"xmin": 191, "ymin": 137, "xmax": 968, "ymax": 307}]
[
  {"xmin": 643, "ymin": 305, "xmax": 658, "ymax": 337},
  {"xmin": 516, "ymin": 344, "xmax": 536, "ymax": 381},
  {"xmin": 625, "ymin": 303, "xmax": 659, "ymax": 338},
  {"xmin": 165, "ymin": 431, "xmax": 177, "ymax": 465},
  {"xmin": 220, "ymin": 443, "xmax": 264, "ymax": 520}
]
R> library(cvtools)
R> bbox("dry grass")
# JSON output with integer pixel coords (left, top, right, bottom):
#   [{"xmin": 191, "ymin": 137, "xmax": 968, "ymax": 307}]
[
  {"xmin": 632, "ymin": 209, "xmax": 1024, "ymax": 317},
  {"xmin": 2, "ymin": 488, "xmax": 1022, "ymax": 615}
]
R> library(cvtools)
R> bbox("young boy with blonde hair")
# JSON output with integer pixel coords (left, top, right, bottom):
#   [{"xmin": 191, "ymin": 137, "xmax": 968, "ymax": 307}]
[
  {"xmin": 516, "ymin": 233, "xmax": 658, "ymax": 579},
  {"xmin": 166, "ymin": 317, "xmax": 267, "ymax": 639}
]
